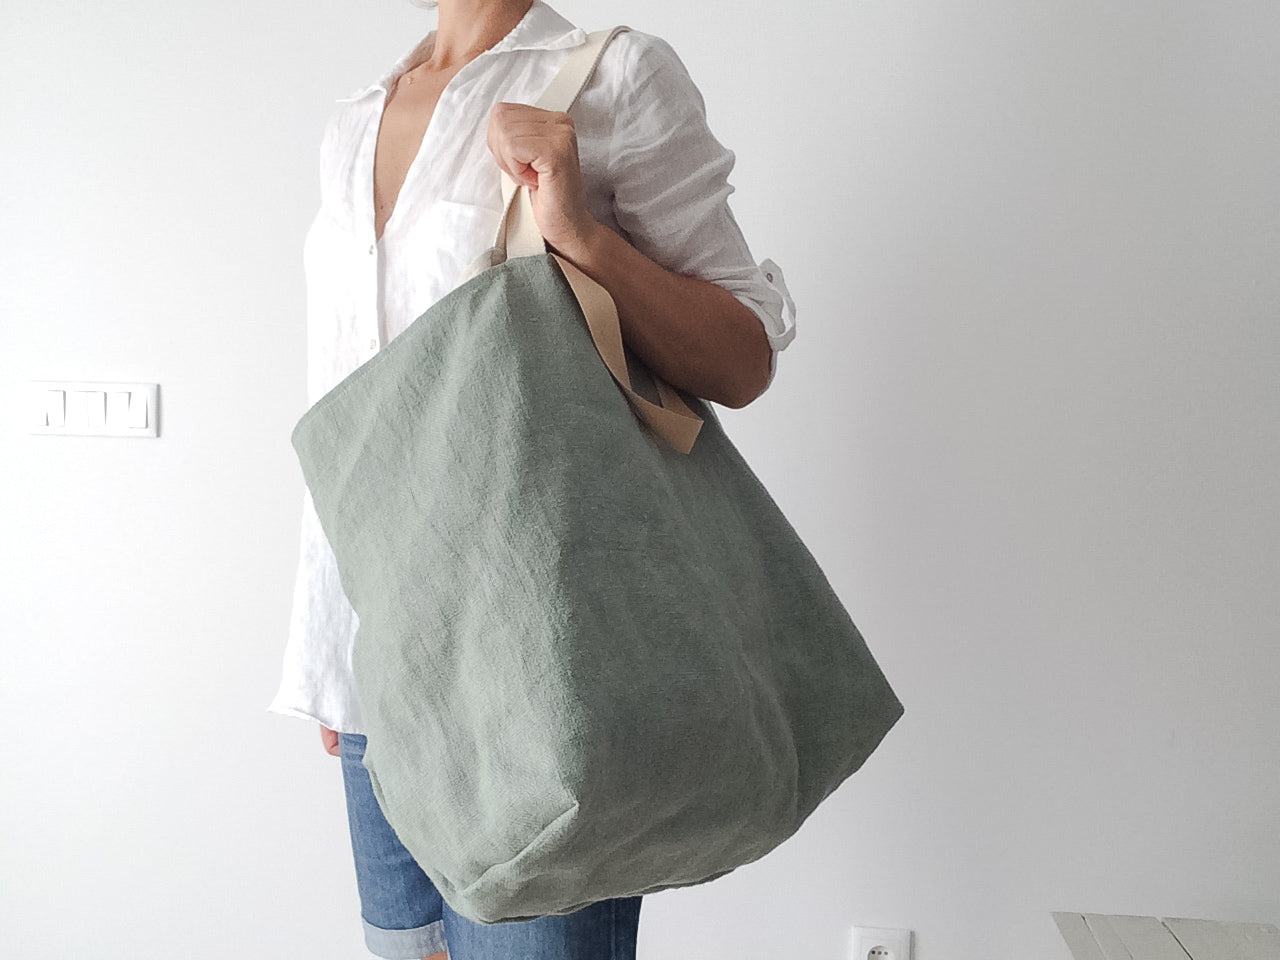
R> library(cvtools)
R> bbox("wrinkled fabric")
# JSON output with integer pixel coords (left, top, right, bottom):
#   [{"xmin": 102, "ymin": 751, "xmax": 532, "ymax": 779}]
[{"xmin": 291, "ymin": 253, "xmax": 902, "ymax": 924}]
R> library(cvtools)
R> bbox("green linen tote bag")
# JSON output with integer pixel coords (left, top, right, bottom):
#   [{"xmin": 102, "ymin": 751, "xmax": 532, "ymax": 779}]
[{"xmin": 291, "ymin": 28, "xmax": 904, "ymax": 925}]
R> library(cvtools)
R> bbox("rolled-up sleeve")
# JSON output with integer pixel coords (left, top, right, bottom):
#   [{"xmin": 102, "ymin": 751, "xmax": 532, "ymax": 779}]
[{"xmin": 602, "ymin": 34, "xmax": 796, "ymax": 383}]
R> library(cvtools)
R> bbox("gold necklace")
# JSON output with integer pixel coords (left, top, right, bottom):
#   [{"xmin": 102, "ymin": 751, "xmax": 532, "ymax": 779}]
[{"xmin": 400, "ymin": 32, "xmax": 499, "ymax": 87}]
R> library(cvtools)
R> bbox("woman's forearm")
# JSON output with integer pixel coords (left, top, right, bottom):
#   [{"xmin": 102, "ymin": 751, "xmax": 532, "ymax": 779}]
[{"xmin": 555, "ymin": 222, "xmax": 773, "ymax": 409}]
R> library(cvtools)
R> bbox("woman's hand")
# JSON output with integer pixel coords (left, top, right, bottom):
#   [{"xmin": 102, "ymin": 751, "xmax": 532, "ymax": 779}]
[
  {"xmin": 486, "ymin": 102, "xmax": 602, "ymax": 259},
  {"xmin": 320, "ymin": 724, "xmax": 341, "ymax": 757}
]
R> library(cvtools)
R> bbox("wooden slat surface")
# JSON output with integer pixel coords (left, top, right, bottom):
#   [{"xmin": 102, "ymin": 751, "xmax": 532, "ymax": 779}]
[
  {"xmin": 1085, "ymin": 914, "xmax": 1142, "ymax": 960},
  {"xmin": 1108, "ymin": 914, "xmax": 1192, "ymax": 960},
  {"xmin": 1053, "ymin": 913, "xmax": 1109, "ymax": 960},
  {"xmin": 1164, "ymin": 917, "xmax": 1280, "ymax": 960},
  {"xmin": 1054, "ymin": 912, "xmax": 1280, "ymax": 960}
]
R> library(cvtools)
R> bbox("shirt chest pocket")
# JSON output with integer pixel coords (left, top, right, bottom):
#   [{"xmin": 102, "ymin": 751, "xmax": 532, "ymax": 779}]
[{"xmin": 404, "ymin": 200, "xmax": 505, "ymax": 300}]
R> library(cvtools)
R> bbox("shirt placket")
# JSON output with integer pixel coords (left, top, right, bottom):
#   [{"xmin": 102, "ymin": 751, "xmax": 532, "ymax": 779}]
[{"xmin": 355, "ymin": 97, "xmax": 386, "ymax": 363}]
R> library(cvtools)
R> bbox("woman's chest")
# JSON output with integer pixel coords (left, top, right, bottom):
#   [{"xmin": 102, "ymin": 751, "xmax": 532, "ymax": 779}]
[{"xmin": 373, "ymin": 70, "xmax": 456, "ymax": 241}]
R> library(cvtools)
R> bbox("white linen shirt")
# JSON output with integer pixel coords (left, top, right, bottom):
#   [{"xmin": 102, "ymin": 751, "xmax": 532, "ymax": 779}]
[{"xmin": 269, "ymin": 0, "xmax": 797, "ymax": 733}]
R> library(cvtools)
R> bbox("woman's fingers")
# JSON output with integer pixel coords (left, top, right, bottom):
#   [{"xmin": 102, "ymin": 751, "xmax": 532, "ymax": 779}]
[
  {"xmin": 487, "ymin": 102, "xmax": 597, "ymax": 254},
  {"xmin": 320, "ymin": 724, "xmax": 341, "ymax": 757},
  {"xmin": 487, "ymin": 102, "xmax": 576, "ymax": 185}
]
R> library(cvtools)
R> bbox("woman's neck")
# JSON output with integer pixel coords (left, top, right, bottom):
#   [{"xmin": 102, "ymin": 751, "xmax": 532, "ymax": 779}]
[{"xmin": 429, "ymin": 0, "xmax": 534, "ymax": 70}]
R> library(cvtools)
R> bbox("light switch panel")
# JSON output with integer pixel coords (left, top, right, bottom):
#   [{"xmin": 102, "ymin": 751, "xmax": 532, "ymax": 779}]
[{"xmin": 29, "ymin": 381, "xmax": 158, "ymax": 438}]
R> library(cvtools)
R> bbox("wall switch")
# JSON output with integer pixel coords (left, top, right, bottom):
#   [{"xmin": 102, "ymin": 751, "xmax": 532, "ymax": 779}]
[
  {"xmin": 44, "ymin": 389, "xmax": 66, "ymax": 427},
  {"xmin": 106, "ymin": 390, "xmax": 131, "ymax": 429},
  {"xmin": 83, "ymin": 390, "xmax": 106, "ymax": 428},
  {"xmin": 29, "ymin": 381, "xmax": 158, "ymax": 438},
  {"xmin": 850, "ymin": 927, "xmax": 913, "ymax": 960}
]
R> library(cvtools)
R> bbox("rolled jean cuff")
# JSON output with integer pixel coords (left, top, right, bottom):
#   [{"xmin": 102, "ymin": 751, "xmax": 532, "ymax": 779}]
[{"xmin": 363, "ymin": 915, "xmax": 447, "ymax": 959}]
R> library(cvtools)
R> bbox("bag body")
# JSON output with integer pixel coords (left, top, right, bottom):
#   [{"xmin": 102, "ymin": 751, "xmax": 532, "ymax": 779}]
[{"xmin": 292, "ymin": 251, "xmax": 903, "ymax": 923}]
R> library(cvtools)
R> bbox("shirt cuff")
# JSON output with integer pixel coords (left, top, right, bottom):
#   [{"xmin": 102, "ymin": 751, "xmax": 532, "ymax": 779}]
[{"xmin": 733, "ymin": 258, "xmax": 796, "ymax": 390}]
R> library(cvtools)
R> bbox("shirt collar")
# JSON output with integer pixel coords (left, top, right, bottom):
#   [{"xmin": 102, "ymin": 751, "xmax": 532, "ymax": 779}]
[{"xmin": 337, "ymin": 1, "xmax": 586, "ymax": 103}]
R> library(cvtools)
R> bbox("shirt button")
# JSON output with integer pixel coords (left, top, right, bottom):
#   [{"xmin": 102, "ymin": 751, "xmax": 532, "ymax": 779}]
[
  {"xmin": 765, "ymin": 271, "xmax": 775, "ymax": 283},
  {"xmin": 368, "ymin": 244, "xmax": 375, "ymax": 255},
  {"xmin": 368, "ymin": 338, "xmax": 377, "ymax": 350}
]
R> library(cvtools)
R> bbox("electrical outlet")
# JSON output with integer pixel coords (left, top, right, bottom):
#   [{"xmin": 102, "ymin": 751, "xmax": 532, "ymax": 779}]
[{"xmin": 850, "ymin": 927, "xmax": 913, "ymax": 960}]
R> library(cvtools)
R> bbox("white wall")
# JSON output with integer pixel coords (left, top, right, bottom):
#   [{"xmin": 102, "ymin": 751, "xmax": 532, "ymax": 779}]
[{"xmin": 2, "ymin": 1, "xmax": 1276, "ymax": 957}]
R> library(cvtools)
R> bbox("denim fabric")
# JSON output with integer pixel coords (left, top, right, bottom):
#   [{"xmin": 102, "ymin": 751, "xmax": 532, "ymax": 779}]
[{"xmin": 339, "ymin": 733, "xmax": 642, "ymax": 960}]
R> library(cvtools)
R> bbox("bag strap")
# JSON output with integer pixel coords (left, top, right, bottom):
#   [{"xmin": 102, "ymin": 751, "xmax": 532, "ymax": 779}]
[
  {"xmin": 493, "ymin": 28, "xmax": 705, "ymax": 455},
  {"xmin": 498, "ymin": 27, "xmax": 627, "ymax": 260},
  {"xmin": 552, "ymin": 253, "xmax": 704, "ymax": 453}
]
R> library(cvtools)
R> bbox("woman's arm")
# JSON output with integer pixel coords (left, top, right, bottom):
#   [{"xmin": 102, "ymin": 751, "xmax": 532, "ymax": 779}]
[
  {"xmin": 488, "ymin": 102, "xmax": 774, "ymax": 409},
  {"xmin": 562, "ymin": 218, "xmax": 773, "ymax": 410}
]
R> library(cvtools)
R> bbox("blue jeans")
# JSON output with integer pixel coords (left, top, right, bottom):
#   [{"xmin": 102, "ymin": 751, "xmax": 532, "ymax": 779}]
[{"xmin": 338, "ymin": 733, "xmax": 643, "ymax": 960}]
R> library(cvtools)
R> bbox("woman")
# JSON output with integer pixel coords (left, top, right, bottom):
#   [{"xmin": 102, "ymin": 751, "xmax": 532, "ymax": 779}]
[{"xmin": 271, "ymin": 0, "xmax": 796, "ymax": 957}]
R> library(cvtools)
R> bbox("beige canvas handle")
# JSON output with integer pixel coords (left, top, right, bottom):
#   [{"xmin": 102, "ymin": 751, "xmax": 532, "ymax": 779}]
[{"xmin": 489, "ymin": 27, "xmax": 704, "ymax": 455}]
